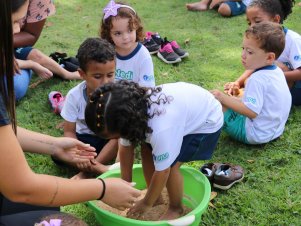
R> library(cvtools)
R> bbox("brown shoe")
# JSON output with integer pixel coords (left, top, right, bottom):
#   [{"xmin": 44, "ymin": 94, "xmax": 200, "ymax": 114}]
[
  {"xmin": 199, "ymin": 163, "xmax": 222, "ymax": 184},
  {"xmin": 213, "ymin": 164, "xmax": 244, "ymax": 190}
]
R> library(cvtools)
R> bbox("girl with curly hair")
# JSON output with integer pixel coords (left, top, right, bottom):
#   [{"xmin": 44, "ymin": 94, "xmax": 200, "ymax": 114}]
[{"xmin": 85, "ymin": 80, "xmax": 223, "ymax": 220}]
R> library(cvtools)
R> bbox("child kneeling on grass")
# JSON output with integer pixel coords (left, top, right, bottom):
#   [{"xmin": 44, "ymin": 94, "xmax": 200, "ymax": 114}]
[
  {"xmin": 59, "ymin": 38, "xmax": 118, "ymax": 179},
  {"xmin": 211, "ymin": 21, "xmax": 291, "ymax": 145},
  {"xmin": 85, "ymin": 80, "xmax": 223, "ymax": 220}
]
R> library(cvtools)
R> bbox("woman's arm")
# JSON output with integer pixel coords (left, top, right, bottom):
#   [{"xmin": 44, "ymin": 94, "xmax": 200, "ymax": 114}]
[
  {"xmin": 17, "ymin": 126, "xmax": 96, "ymax": 163},
  {"xmin": 13, "ymin": 19, "xmax": 46, "ymax": 47},
  {"xmin": 0, "ymin": 125, "xmax": 140, "ymax": 209}
]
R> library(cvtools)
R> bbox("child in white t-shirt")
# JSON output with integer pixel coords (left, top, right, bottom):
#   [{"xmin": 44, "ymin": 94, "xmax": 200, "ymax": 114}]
[
  {"xmin": 60, "ymin": 38, "xmax": 118, "ymax": 178},
  {"xmin": 85, "ymin": 80, "xmax": 223, "ymax": 220},
  {"xmin": 100, "ymin": 0, "xmax": 155, "ymax": 88},
  {"xmin": 224, "ymin": 0, "xmax": 301, "ymax": 106},
  {"xmin": 212, "ymin": 22, "xmax": 291, "ymax": 144}
]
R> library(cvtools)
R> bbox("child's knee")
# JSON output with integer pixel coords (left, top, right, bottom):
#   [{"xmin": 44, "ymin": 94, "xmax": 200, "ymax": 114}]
[
  {"xmin": 218, "ymin": 3, "xmax": 231, "ymax": 17},
  {"xmin": 28, "ymin": 48, "xmax": 46, "ymax": 63}
]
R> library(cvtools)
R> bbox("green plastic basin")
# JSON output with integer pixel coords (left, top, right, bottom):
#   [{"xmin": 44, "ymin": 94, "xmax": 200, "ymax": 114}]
[{"xmin": 87, "ymin": 164, "xmax": 210, "ymax": 226}]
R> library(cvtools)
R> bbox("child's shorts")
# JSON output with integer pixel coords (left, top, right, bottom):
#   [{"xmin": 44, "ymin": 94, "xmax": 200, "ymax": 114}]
[
  {"xmin": 290, "ymin": 80, "xmax": 301, "ymax": 106},
  {"xmin": 14, "ymin": 46, "xmax": 33, "ymax": 60},
  {"xmin": 224, "ymin": 1, "xmax": 247, "ymax": 16},
  {"xmin": 76, "ymin": 133, "xmax": 108, "ymax": 154},
  {"xmin": 172, "ymin": 128, "xmax": 222, "ymax": 165},
  {"xmin": 224, "ymin": 109, "xmax": 249, "ymax": 144}
]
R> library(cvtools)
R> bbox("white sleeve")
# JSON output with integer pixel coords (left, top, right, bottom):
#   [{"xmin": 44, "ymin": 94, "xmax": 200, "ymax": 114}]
[
  {"xmin": 151, "ymin": 126, "xmax": 184, "ymax": 171},
  {"xmin": 243, "ymin": 76, "xmax": 265, "ymax": 115},
  {"xmin": 119, "ymin": 138, "xmax": 131, "ymax": 146},
  {"xmin": 60, "ymin": 92, "xmax": 78, "ymax": 123},
  {"xmin": 288, "ymin": 37, "xmax": 301, "ymax": 69},
  {"xmin": 138, "ymin": 55, "xmax": 155, "ymax": 87}
]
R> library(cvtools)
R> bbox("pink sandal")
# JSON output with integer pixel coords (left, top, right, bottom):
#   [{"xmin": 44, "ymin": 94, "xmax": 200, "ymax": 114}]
[{"xmin": 48, "ymin": 91, "xmax": 65, "ymax": 114}]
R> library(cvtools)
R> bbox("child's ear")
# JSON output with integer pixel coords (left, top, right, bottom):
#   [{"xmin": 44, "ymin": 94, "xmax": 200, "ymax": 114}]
[
  {"xmin": 272, "ymin": 15, "xmax": 281, "ymax": 24},
  {"xmin": 78, "ymin": 68, "xmax": 86, "ymax": 79},
  {"xmin": 266, "ymin": 52, "xmax": 276, "ymax": 64}
]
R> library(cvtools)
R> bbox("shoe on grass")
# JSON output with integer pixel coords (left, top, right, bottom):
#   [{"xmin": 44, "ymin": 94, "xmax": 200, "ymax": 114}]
[
  {"xmin": 157, "ymin": 40, "xmax": 181, "ymax": 64},
  {"xmin": 142, "ymin": 31, "xmax": 162, "ymax": 54},
  {"xmin": 213, "ymin": 164, "xmax": 244, "ymax": 190},
  {"xmin": 170, "ymin": 40, "xmax": 189, "ymax": 58},
  {"xmin": 49, "ymin": 91, "xmax": 65, "ymax": 114},
  {"xmin": 200, "ymin": 162, "xmax": 222, "ymax": 184}
]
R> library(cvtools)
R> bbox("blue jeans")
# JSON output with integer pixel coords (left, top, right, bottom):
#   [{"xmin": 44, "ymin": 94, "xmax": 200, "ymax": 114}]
[{"xmin": 13, "ymin": 69, "xmax": 32, "ymax": 101}]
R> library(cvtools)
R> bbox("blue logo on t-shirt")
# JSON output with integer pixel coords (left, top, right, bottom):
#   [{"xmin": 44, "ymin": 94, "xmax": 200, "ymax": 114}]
[
  {"xmin": 294, "ymin": 55, "xmax": 301, "ymax": 61},
  {"xmin": 246, "ymin": 97, "xmax": 256, "ymax": 104},
  {"xmin": 115, "ymin": 69, "xmax": 133, "ymax": 80},
  {"xmin": 153, "ymin": 152, "xmax": 169, "ymax": 162},
  {"xmin": 143, "ymin": 74, "xmax": 154, "ymax": 82}
]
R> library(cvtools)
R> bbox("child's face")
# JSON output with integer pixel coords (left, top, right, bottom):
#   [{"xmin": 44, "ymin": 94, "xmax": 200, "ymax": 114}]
[
  {"xmin": 110, "ymin": 17, "xmax": 137, "ymax": 53},
  {"xmin": 241, "ymin": 36, "xmax": 272, "ymax": 70},
  {"xmin": 246, "ymin": 6, "xmax": 279, "ymax": 26},
  {"xmin": 80, "ymin": 60, "xmax": 115, "ymax": 94}
]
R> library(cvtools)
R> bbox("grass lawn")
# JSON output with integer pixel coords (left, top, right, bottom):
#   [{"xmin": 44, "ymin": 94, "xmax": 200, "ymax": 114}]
[{"xmin": 17, "ymin": 0, "xmax": 301, "ymax": 225}]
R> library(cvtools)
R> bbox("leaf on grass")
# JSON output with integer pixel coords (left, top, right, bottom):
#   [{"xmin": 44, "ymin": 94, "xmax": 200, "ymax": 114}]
[
  {"xmin": 161, "ymin": 72, "xmax": 168, "ymax": 77},
  {"xmin": 247, "ymin": 159, "xmax": 255, "ymax": 163},
  {"xmin": 209, "ymin": 202, "xmax": 216, "ymax": 209},
  {"xmin": 184, "ymin": 38, "xmax": 190, "ymax": 45},
  {"xmin": 210, "ymin": 191, "xmax": 217, "ymax": 201}
]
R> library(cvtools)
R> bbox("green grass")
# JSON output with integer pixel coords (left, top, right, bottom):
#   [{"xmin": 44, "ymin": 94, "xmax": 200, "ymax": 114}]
[{"xmin": 17, "ymin": 0, "xmax": 301, "ymax": 225}]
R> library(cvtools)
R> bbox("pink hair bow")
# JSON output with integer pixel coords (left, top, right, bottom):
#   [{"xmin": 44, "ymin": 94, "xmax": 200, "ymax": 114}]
[
  {"xmin": 103, "ymin": 0, "xmax": 136, "ymax": 21},
  {"xmin": 39, "ymin": 219, "xmax": 62, "ymax": 226}
]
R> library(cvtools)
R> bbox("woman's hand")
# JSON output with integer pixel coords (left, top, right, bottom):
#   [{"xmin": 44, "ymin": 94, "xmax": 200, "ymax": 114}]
[
  {"xmin": 102, "ymin": 178, "xmax": 141, "ymax": 210},
  {"xmin": 52, "ymin": 137, "xmax": 96, "ymax": 164}
]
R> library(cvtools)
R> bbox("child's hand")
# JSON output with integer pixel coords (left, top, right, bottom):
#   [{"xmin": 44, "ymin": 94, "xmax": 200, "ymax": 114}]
[
  {"xmin": 126, "ymin": 199, "xmax": 151, "ymax": 220},
  {"xmin": 210, "ymin": 89, "xmax": 226, "ymax": 103},
  {"xmin": 224, "ymin": 81, "xmax": 240, "ymax": 96}
]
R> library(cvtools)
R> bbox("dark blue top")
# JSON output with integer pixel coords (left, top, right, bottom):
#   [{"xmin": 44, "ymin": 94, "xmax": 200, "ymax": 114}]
[{"xmin": 0, "ymin": 93, "xmax": 10, "ymax": 126}]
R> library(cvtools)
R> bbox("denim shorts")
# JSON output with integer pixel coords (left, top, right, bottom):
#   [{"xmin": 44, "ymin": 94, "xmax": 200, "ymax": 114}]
[
  {"xmin": 224, "ymin": 109, "xmax": 249, "ymax": 144},
  {"xmin": 224, "ymin": 1, "xmax": 247, "ymax": 16},
  {"xmin": 171, "ymin": 128, "xmax": 222, "ymax": 166},
  {"xmin": 290, "ymin": 80, "xmax": 301, "ymax": 106},
  {"xmin": 14, "ymin": 46, "xmax": 33, "ymax": 60}
]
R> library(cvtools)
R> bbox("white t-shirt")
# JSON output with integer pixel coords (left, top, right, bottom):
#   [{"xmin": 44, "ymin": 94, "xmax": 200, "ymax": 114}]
[
  {"xmin": 242, "ymin": 0, "xmax": 252, "ymax": 7},
  {"xmin": 121, "ymin": 82, "xmax": 223, "ymax": 171},
  {"xmin": 115, "ymin": 43, "xmax": 155, "ymax": 87},
  {"xmin": 243, "ymin": 65, "xmax": 291, "ymax": 144},
  {"xmin": 60, "ymin": 81, "xmax": 94, "ymax": 135},
  {"xmin": 277, "ymin": 28, "xmax": 301, "ymax": 70}
]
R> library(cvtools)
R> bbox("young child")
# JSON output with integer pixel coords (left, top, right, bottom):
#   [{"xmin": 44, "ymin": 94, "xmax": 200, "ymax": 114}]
[
  {"xmin": 224, "ymin": 0, "xmax": 301, "ymax": 106},
  {"xmin": 85, "ymin": 80, "xmax": 223, "ymax": 220},
  {"xmin": 35, "ymin": 212, "xmax": 87, "ymax": 226},
  {"xmin": 60, "ymin": 38, "xmax": 118, "ymax": 179},
  {"xmin": 212, "ymin": 22, "xmax": 291, "ymax": 144},
  {"xmin": 186, "ymin": 0, "xmax": 252, "ymax": 17},
  {"xmin": 100, "ymin": 0, "xmax": 155, "ymax": 88}
]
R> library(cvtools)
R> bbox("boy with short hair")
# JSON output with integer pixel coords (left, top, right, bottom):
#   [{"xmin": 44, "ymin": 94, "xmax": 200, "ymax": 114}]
[
  {"xmin": 60, "ymin": 38, "xmax": 118, "ymax": 178},
  {"xmin": 211, "ymin": 22, "xmax": 291, "ymax": 144}
]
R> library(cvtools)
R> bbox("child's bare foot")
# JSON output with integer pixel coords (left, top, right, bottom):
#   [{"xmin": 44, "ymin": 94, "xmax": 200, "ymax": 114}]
[
  {"xmin": 160, "ymin": 206, "xmax": 184, "ymax": 220},
  {"xmin": 153, "ymin": 195, "xmax": 164, "ymax": 206},
  {"xmin": 186, "ymin": 1, "xmax": 210, "ymax": 11},
  {"xmin": 209, "ymin": 0, "xmax": 222, "ymax": 9},
  {"xmin": 62, "ymin": 71, "xmax": 81, "ymax": 80}
]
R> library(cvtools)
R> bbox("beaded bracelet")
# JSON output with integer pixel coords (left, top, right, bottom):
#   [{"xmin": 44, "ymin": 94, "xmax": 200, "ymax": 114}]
[{"xmin": 97, "ymin": 178, "xmax": 106, "ymax": 200}]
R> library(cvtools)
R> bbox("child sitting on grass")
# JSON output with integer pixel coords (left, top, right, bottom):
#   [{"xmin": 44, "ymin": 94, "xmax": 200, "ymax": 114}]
[
  {"xmin": 59, "ymin": 38, "xmax": 118, "ymax": 179},
  {"xmin": 211, "ymin": 22, "xmax": 291, "ymax": 144},
  {"xmin": 224, "ymin": 0, "xmax": 301, "ymax": 105},
  {"xmin": 85, "ymin": 80, "xmax": 223, "ymax": 220}
]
